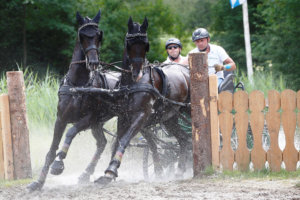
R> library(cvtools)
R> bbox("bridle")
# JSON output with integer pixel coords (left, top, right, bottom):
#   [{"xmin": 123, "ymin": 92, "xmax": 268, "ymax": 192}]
[
  {"xmin": 69, "ymin": 22, "xmax": 101, "ymax": 68},
  {"xmin": 125, "ymin": 32, "xmax": 148, "ymax": 72},
  {"xmin": 77, "ymin": 22, "xmax": 100, "ymax": 55}
]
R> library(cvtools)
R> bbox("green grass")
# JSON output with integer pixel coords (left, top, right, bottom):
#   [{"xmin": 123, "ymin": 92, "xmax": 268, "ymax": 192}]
[
  {"xmin": 0, "ymin": 179, "xmax": 32, "ymax": 188},
  {"xmin": 1, "ymin": 68, "xmax": 60, "ymax": 130},
  {"xmin": 235, "ymin": 68, "xmax": 287, "ymax": 95},
  {"xmin": 24, "ymin": 68, "xmax": 60, "ymax": 129},
  {"xmin": 218, "ymin": 168, "xmax": 300, "ymax": 180}
]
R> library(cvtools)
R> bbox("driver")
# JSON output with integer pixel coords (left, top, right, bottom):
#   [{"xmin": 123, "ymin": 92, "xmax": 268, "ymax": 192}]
[
  {"xmin": 163, "ymin": 38, "xmax": 187, "ymax": 65},
  {"xmin": 184, "ymin": 28, "xmax": 236, "ymax": 86}
]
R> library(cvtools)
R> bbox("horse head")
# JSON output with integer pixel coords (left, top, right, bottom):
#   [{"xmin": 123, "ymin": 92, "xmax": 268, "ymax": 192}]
[
  {"xmin": 76, "ymin": 10, "xmax": 103, "ymax": 71},
  {"xmin": 125, "ymin": 17, "xmax": 149, "ymax": 82}
]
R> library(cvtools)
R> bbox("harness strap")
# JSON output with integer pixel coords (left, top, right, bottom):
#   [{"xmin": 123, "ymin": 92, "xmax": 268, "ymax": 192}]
[
  {"xmin": 68, "ymin": 83, "xmax": 190, "ymax": 107},
  {"xmin": 84, "ymin": 44, "xmax": 98, "ymax": 54},
  {"xmin": 153, "ymin": 66, "xmax": 168, "ymax": 97}
]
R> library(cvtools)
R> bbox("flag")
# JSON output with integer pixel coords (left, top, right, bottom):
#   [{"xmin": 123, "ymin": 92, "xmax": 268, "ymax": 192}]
[{"xmin": 230, "ymin": 0, "xmax": 245, "ymax": 9}]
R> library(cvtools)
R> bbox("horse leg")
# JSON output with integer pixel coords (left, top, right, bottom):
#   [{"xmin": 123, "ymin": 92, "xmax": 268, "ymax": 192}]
[
  {"xmin": 27, "ymin": 117, "xmax": 67, "ymax": 191},
  {"xmin": 95, "ymin": 112, "xmax": 148, "ymax": 185},
  {"xmin": 140, "ymin": 129, "xmax": 163, "ymax": 177},
  {"xmin": 50, "ymin": 114, "xmax": 92, "ymax": 175},
  {"xmin": 163, "ymin": 116, "xmax": 192, "ymax": 177},
  {"xmin": 78, "ymin": 123, "xmax": 107, "ymax": 183}
]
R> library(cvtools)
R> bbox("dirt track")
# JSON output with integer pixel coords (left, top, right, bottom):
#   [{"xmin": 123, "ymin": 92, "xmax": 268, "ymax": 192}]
[
  {"xmin": 2, "ymin": 127, "xmax": 297, "ymax": 199},
  {"xmin": 1, "ymin": 177, "xmax": 300, "ymax": 200}
]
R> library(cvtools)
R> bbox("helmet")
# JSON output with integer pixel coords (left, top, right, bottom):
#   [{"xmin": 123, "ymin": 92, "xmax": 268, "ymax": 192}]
[
  {"xmin": 165, "ymin": 38, "xmax": 182, "ymax": 49},
  {"xmin": 192, "ymin": 28, "xmax": 210, "ymax": 42}
]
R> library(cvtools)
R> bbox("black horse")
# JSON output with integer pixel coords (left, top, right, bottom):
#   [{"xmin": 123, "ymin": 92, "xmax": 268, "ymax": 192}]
[
  {"xmin": 27, "ymin": 10, "xmax": 120, "ymax": 191},
  {"xmin": 95, "ymin": 17, "xmax": 192, "ymax": 185}
]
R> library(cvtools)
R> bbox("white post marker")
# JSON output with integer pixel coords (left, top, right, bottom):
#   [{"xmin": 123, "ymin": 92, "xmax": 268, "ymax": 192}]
[
  {"xmin": 242, "ymin": 0, "xmax": 253, "ymax": 83},
  {"xmin": 230, "ymin": 0, "xmax": 254, "ymax": 83}
]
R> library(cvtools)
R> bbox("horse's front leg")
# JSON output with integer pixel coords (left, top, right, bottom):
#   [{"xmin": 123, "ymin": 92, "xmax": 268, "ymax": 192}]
[
  {"xmin": 78, "ymin": 123, "xmax": 107, "ymax": 184},
  {"xmin": 27, "ymin": 117, "xmax": 67, "ymax": 192},
  {"xmin": 95, "ymin": 111, "xmax": 148, "ymax": 185},
  {"xmin": 50, "ymin": 114, "xmax": 93, "ymax": 175}
]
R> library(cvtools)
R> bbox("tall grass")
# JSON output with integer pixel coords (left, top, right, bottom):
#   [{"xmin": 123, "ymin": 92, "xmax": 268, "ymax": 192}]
[
  {"xmin": 235, "ymin": 69, "xmax": 287, "ymax": 95},
  {"xmin": 25, "ymin": 69, "xmax": 60, "ymax": 130},
  {"xmin": 0, "ymin": 68, "xmax": 60, "ymax": 130},
  {"xmin": 0, "ymin": 68, "xmax": 291, "ymax": 132}
]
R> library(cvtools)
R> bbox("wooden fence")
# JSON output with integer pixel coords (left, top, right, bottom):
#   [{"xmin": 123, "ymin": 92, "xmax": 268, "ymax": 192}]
[
  {"xmin": 190, "ymin": 52, "xmax": 299, "ymax": 174},
  {"xmin": 210, "ymin": 80, "xmax": 300, "ymax": 172},
  {"xmin": 0, "ymin": 71, "xmax": 31, "ymax": 180}
]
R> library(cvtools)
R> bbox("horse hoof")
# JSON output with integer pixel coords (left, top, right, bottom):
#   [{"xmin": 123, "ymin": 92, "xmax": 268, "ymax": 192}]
[
  {"xmin": 50, "ymin": 160, "xmax": 64, "ymax": 175},
  {"xmin": 27, "ymin": 181, "xmax": 43, "ymax": 192},
  {"xmin": 78, "ymin": 172, "xmax": 90, "ymax": 184},
  {"xmin": 94, "ymin": 176, "xmax": 114, "ymax": 186}
]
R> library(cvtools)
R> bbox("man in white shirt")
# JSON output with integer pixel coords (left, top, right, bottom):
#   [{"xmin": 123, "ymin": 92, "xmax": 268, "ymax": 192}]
[
  {"xmin": 183, "ymin": 28, "xmax": 236, "ymax": 86},
  {"xmin": 163, "ymin": 38, "xmax": 187, "ymax": 65}
]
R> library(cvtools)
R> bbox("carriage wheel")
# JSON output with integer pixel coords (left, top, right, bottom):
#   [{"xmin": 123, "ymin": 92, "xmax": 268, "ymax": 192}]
[
  {"xmin": 143, "ymin": 146, "xmax": 153, "ymax": 181},
  {"xmin": 143, "ymin": 145, "xmax": 180, "ymax": 181},
  {"xmin": 143, "ymin": 147, "xmax": 150, "ymax": 181}
]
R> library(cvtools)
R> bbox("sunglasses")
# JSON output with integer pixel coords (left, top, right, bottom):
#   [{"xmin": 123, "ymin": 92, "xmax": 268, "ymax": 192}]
[{"xmin": 167, "ymin": 45, "xmax": 179, "ymax": 50}]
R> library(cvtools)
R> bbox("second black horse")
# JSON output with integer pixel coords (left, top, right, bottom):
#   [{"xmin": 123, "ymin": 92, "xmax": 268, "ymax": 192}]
[{"xmin": 94, "ymin": 17, "xmax": 192, "ymax": 184}]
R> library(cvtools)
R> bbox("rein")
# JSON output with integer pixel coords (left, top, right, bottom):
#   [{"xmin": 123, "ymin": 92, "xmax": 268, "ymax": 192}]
[
  {"xmin": 69, "ymin": 60, "xmax": 86, "ymax": 68},
  {"xmin": 99, "ymin": 61, "xmax": 131, "ymax": 73}
]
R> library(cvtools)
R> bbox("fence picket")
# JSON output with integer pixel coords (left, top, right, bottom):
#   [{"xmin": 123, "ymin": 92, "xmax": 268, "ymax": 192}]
[
  {"xmin": 209, "ymin": 75, "xmax": 219, "ymax": 169},
  {"xmin": 297, "ymin": 91, "xmax": 300, "ymax": 163},
  {"xmin": 234, "ymin": 91, "xmax": 250, "ymax": 171},
  {"xmin": 281, "ymin": 89, "xmax": 298, "ymax": 171},
  {"xmin": 266, "ymin": 90, "xmax": 282, "ymax": 172},
  {"xmin": 0, "ymin": 94, "xmax": 14, "ymax": 180},
  {"xmin": 219, "ymin": 91, "xmax": 234, "ymax": 171},
  {"xmin": 0, "ymin": 109, "xmax": 4, "ymax": 179},
  {"xmin": 249, "ymin": 90, "xmax": 266, "ymax": 170}
]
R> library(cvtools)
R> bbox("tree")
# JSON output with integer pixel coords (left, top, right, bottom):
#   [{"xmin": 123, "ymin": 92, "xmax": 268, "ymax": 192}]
[
  {"xmin": 258, "ymin": 0, "xmax": 300, "ymax": 90},
  {"xmin": 85, "ymin": 0, "xmax": 178, "ymax": 63},
  {"xmin": 0, "ymin": 0, "xmax": 179, "ymax": 74},
  {"xmin": 0, "ymin": 0, "xmax": 77, "ymax": 74}
]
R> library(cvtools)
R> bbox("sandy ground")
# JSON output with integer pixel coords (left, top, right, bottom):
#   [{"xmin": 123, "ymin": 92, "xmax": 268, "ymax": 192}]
[
  {"xmin": 0, "ymin": 176, "xmax": 300, "ymax": 200},
  {"xmin": 1, "ymin": 123, "xmax": 299, "ymax": 200}
]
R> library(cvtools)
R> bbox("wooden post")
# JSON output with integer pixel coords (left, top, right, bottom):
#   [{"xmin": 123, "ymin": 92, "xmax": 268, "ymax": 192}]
[
  {"xmin": 209, "ymin": 75, "xmax": 219, "ymax": 169},
  {"xmin": 189, "ymin": 52, "xmax": 212, "ymax": 176},
  {"xmin": 6, "ymin": 71, "xmax": 32, "ymax": 179},
  {"xmin": 0, "ymin": 94, "xmax": 14, "ymax": 180}
]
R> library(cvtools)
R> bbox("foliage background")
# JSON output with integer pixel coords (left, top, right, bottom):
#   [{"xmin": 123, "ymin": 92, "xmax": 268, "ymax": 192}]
[{"xmin": 0, "ymin": 0, "xmax": 299, "ymax": 90}]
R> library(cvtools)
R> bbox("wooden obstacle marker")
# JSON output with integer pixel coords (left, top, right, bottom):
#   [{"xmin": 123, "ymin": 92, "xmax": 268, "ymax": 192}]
[{"xmin": 0, "ymin": 71, "xmax": 32, "ymax": 180}]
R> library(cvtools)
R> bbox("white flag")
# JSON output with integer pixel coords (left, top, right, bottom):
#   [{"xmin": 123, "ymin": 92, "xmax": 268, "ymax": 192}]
[{"xmin": 230, "ymin": 0, "xmax": 245, "ymax": 9}]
